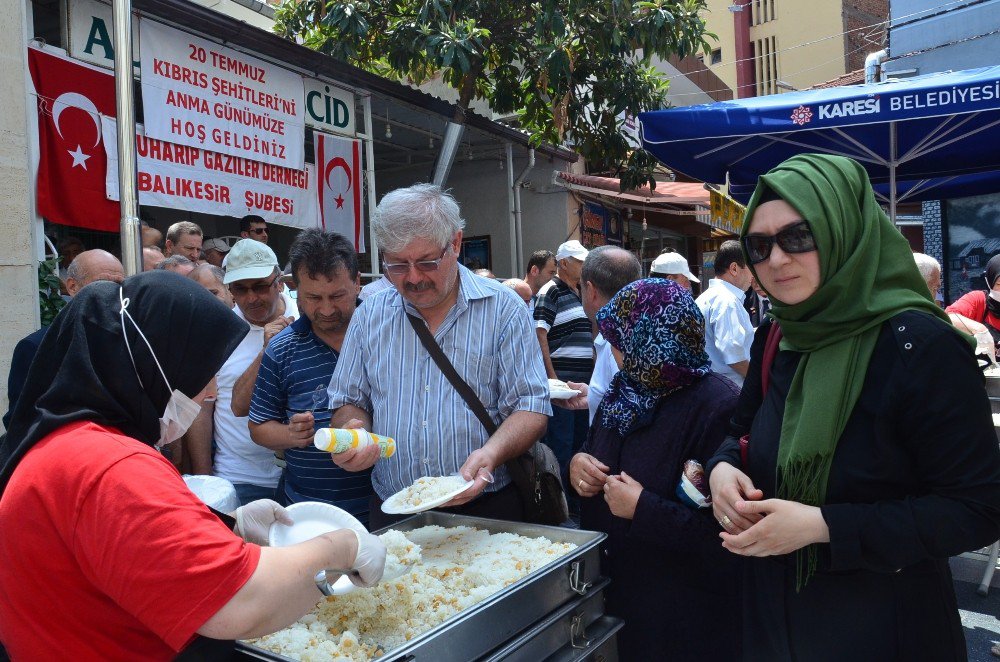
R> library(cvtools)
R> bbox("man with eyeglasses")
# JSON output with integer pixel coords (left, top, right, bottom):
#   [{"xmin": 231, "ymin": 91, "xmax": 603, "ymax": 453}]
[
  {"xmin": 327, "ymin": 184, "xmax": 550, "ymax": 528},
  {"xmin": 240, "ymin": 215, "xmax": 269, "ymax": 245},
  {"xmin": 197, "ymin": 239, "xmax": 298, "ymax": 505},
  {"xmin": 694, "ymin": 239, "xmax": 755, "ymax": 387}
]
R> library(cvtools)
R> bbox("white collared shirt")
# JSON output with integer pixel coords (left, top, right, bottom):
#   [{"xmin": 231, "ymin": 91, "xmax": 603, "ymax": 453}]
[
  {"xmin": 695, "ymin": 278, "xmax": 754, "ymax": 387},
  {"xmin": 589, "ymin": 333, "xmax": 619, "ymax": 424},
  {"xmin": 213, "ymin": 291, "xmax": 299, "ymax": 488}
]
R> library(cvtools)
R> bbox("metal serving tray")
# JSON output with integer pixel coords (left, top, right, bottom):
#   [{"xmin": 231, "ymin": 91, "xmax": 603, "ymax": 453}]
[{"xmin": 236, "ymin": 512, "xmax": 606, "ymax": 662}]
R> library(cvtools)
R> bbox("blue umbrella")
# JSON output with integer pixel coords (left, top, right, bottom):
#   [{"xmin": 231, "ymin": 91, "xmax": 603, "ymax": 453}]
[{"xmin": 639, "ymin": 66, "xmax": 1000, "ymax": 219}]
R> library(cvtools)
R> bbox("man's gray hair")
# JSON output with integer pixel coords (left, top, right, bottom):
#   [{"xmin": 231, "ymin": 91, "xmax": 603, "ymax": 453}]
[
  {"xmin": 156, "ymin": 254, "xmax": 195, "ymax": 270},
  {"xmin": 373, "ymin": 184, "xmax": 465, "ymax": 254},
  {"xmin": 166, "ymin": 221, "xmax": 203, "ymax": 244},
  {"xmin": 581, "ymin": 246, "xmax": 643, "ymax": 299},
  {"xmin": 913, "ymin": 252, "xmax": 940, "ymax": 283},
  {"xmin": 188, "ymin": 263, "xmax": 225, "ymax": 284}
]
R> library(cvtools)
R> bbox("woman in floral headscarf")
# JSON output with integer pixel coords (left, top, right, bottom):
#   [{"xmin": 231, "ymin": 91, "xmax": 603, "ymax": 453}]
[
  {"xmin": 570, "ymin": 278, "xmax": 741, "ymax": 661},
  {"xmin": 707, "ymin": 154, "xmax": 1000, "ymax": 661}
]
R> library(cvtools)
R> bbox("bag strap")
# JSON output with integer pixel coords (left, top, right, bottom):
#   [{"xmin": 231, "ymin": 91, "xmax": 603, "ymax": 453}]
[
  {"xmin": 760, "ymin": 321, "xmax": 783, "ymax": 396},
  {"xmin": 405, "ymin": 313, "xmax": 498, "ymax": 436}
]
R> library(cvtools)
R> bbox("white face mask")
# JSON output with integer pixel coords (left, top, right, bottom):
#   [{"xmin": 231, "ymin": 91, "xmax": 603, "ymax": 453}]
[
  {"xmin": 989, "ymin": 290, "xmax": 1000, "ymax": 303},
  {"xmin": 120, "ymin": 289, "xmax": 203, "ymax": 447}
]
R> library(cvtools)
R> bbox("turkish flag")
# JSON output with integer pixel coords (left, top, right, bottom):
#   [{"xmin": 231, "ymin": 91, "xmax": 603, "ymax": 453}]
[
  {"xmin": 315, "ymin": 131, "xmax": 365, "ymax": 252},
  {"xmin": 28, "ymin": 47, "xmax": 120, "ymax": 232}
]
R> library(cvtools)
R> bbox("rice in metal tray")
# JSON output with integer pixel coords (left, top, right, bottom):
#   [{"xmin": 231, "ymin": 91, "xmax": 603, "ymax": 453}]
[{"xmin": 248, "ymin": 525, "xmax": 577, "ymax": 661}]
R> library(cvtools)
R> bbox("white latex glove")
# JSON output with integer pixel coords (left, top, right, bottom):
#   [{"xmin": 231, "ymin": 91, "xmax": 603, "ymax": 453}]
[
  {"xmin": 233, "ymin": 499, "xmax": 293, "ymax": 546},
  {"xmin": 347, "ymin": 529, "xmax": 387, "ymax": 587}
]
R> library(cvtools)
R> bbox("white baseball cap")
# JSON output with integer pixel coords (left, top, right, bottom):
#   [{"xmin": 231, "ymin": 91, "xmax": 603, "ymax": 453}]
[
  {"xmin": 223, "ymin": 239, "xmax": 279, "ymax": 284},
  {"xmin": 650, "ymin": 252, "xmax": 700, "ymax": 283},
  {"xmin": 555, "ymin": 240, "xmax": 589, "ymax": 261}
]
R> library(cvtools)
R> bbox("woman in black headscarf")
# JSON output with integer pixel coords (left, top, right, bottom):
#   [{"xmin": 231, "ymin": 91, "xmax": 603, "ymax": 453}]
[
  {"xmin": 0, "ymin": 272, "xmax": 385, "ymax": 660},
  {"xmin": 946, "ymin": 253, "xmax": 1000, "ymax": 353}
]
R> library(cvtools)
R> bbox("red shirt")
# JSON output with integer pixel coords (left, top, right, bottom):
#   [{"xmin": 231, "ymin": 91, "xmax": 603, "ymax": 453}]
[
  {"xmin": 945, "ymin": 290, "xmax": 1000, "ymax": 330},
  {"xmin": 0, "ymin": 421, "xmax": 260, "ymax": 660}
]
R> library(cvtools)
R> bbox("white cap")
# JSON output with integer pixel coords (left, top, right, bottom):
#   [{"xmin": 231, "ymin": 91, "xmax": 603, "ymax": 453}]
[
  {"xmin": 650, "ymin": 252, "xmax": 700, "ymax": 283},
  {"xmin": 223, "ymin": 239, "xmax": 279, "ymax": 284},
  {"xmin": 556, "ymin": 240, "xmax": 589, "ymax": 261}
]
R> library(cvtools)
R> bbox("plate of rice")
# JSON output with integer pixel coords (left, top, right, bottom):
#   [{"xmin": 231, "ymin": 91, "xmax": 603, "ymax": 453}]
[{"xmin": 381, "ymin": 475, "xmax": 476, "ymax": 514}]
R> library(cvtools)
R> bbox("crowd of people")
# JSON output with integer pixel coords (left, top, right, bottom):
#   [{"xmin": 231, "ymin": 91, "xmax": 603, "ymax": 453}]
[{"xmin": 1, "ymin": 155, "xmax": 999, "ymax": 659}]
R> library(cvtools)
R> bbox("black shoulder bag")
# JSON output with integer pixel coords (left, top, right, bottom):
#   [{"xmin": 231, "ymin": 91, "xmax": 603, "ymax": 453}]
[{"xmin": 405, "ymin": 314, "xmax": 568, "ymax": 525}]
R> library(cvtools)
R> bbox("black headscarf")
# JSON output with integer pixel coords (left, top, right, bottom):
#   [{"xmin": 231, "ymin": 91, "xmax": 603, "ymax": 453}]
[
  {"xmin": 985, "ymin": 254, "xmax": 1000, "ymax": 290},
  {"xmin": 0, "ymin": 271, "xmax": 249, "ymax": 494}
]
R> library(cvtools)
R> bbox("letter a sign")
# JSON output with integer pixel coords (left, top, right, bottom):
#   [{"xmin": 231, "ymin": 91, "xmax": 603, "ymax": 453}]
[{"xmin": 314, "ymin": 131, "xmax": 365, "ymax": 252}]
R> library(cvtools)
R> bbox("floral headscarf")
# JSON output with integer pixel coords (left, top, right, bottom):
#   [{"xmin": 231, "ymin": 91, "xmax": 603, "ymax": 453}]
[{"xmin": 596, "ymin": 278, "xmax": 711, "ymax": 436}]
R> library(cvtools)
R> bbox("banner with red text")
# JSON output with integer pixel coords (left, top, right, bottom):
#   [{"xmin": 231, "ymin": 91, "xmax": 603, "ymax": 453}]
[
  {"xmin": 28, "ymin": 46, "xmax": 120, "ymax": 231},
  {"xmin": 139, "ymin": 19, "xmax": 304, "ymax": 169},
  {"xmin": 103, "ymin": 118, "xmax": 319, "ymax": 229},
  {"xmin": 315, "ymin": 131, "xmax": 364, "ymax": 252}
]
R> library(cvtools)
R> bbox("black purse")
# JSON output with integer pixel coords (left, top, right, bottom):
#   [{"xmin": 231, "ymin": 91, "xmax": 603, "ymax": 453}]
[{"xmin": 405, "ymin": 314, "xmax": 569, "ymax": 525}]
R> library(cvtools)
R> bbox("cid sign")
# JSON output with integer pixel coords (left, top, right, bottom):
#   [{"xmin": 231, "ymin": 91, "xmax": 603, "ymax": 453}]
[{"xmin": 304, "ymin": 79, "xmax": 355, "ymax": 137}]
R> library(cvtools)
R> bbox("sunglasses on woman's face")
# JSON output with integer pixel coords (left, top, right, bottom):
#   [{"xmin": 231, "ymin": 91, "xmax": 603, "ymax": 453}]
[{"xmin": 742, "ymin": 221, "xmax": 817, "ymax": 265}]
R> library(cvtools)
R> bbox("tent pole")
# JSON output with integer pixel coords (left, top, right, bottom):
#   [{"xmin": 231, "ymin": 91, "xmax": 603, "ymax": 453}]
[
  {"xmin": 362, "ymin": 95, "xmax": 380, "ymax": 275},
  {"xmin": 112, "ymin": 0, "xmax": 141, "ymax": 276},
  {"xmin": 889, "ymin": 122, "xmax": 897, "ymax": 225}
]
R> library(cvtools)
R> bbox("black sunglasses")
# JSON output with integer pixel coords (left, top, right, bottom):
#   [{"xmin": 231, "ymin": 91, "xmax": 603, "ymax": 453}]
[{"xmin": 742, "ymin": 221, "xmax": 817, "ymax": 265}]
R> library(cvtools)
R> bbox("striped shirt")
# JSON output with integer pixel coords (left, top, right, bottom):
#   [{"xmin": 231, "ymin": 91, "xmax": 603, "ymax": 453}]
[
  {"xmin": 327, "ymin": 265, "xmax": 551, "ymax": 500},
  {"xmin": 534, "ymin": 277, "xmax": 595, "ymax": 382},
  {"xmin": 248, "ymin": 314, "xmax": 373, "ymax": 524}
]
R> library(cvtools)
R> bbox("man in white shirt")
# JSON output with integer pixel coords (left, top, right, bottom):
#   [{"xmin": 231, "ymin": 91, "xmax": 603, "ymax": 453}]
[
  {"xmin": 556, "ymin": 246, "xmax": 643, "ymax": 423},
  {"xmin": 695, "ymin": 240, "xmax": 754, "ymax": 387},
  {"xmin": 200, "ymin": 239, "xmax": 299, "ymax": 505}
]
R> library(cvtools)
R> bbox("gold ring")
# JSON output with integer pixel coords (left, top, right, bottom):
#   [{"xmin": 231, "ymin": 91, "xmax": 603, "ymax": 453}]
[
  {"xmin": 721, "ymin": 515, "xmax": 732, "ymax": 527},
  {"xmin": 578, "ymin": 478, "xmax": 585, "ymax": 489}
]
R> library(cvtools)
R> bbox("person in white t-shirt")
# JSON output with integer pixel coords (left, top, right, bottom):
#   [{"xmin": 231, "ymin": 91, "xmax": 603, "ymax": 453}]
[
  {"xmin": 555, "ymin": 246, "xmax": 643, "ymax": 424},
  {"xmin": 695, "ymin": 240, "xmax": 754, "ymax": 387},
  {"xmin": 200, "ymin": 239, "xmax": 299, "ymax": 505}
]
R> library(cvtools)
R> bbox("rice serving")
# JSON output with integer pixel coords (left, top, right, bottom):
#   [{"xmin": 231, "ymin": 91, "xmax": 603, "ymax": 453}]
[
  {"xmin": 393, "ymin": 475, "xmax": 470, "ymax": 508},
  {"xmin": 248, "ymin": 525, "xmax": 577, "ymax": 661}
]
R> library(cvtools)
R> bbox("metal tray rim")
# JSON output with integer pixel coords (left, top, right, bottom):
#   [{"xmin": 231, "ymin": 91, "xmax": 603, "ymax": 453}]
[{"xmin": 237, "ymin": 512, "xmax": 606, "ymax": 662}]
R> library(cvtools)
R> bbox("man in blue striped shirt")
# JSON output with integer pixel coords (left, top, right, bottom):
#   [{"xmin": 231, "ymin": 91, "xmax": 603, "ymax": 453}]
[
  {"xmin": 327, "ymin": 184, "xmax": 551, "ymax": 528},
  {"xmin": 248, "ymin": 230, "xmax": 374, "ymax": 525}
]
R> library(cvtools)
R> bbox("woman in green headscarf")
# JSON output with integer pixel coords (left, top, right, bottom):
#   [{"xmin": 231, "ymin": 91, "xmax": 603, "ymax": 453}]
[{"xmin": 706, "ymin": 154, "xmax": 1000, "ymax": 661}]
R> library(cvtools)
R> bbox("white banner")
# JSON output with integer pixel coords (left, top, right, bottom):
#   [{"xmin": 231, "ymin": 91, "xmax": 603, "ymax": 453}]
[
  {"xmin": 103, "ymin": 117, "xmax": 319, "ymax": 229},
  {"xmin": 139, "ymin": 19, "xmax": 305, "ymax": 168},
  {"xmin": 315, "ymin": 131, "xmax": 365, "ymax": 252}
]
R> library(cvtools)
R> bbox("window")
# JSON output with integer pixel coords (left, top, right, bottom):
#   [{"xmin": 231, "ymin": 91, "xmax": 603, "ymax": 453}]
[
  {"xmin": 710, "ymin": 48, "xmax": 722, "ymax": 65},
  {"xmin": 755, "ymin": 36, "xmax": 779, "ymax": 95}
]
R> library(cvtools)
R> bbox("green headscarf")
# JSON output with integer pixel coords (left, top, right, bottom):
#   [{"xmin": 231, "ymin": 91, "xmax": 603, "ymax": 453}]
[{"xmin": 740, "ymin": 154, "xmax": 954, "ymax": 586}]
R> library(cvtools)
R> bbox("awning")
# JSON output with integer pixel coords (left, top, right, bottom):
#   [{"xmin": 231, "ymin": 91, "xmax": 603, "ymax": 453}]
[
  {"xmin": 554, "ymin": 171, "xmax": 714, "ymax": 237},
  {"xmin": 638, "ymin": 66, "xmax": 1000, "ymax": 217}
]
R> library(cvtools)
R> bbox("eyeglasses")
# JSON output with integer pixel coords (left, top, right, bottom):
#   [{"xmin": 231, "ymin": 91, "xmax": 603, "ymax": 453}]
[
  {"xmin": 383, "ymin": 247, "xmax": 449, "ymax": 276},
  {"xmin": 742, "ymin": 221, "xmax": 817, "ymax": 265},
  {"xmin": 229, "ymin": 273, "xmax": 279, "ymax": 297},
  {"xmin": 249, "ymin": 227, "xmax": 268, "ymax": 235}
]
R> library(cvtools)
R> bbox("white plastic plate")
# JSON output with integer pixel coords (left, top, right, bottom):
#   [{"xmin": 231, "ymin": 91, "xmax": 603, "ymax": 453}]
[
  {"xmin": 381, "ymin": 476, "xmax": 476, "ymax": 515},
  {"xmin": 268, "ymin": 502, "xmax": 368, "ymax": 596}
]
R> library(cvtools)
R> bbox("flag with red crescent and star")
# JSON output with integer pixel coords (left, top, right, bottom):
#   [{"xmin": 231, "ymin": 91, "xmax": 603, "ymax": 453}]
[
  {"xmin": 28, "ymin": 46, "xmax": 120, "ymax": 232},
  {"xmin": 314, "ymin": 130, "xmax": 365, "ymax": 252}
]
